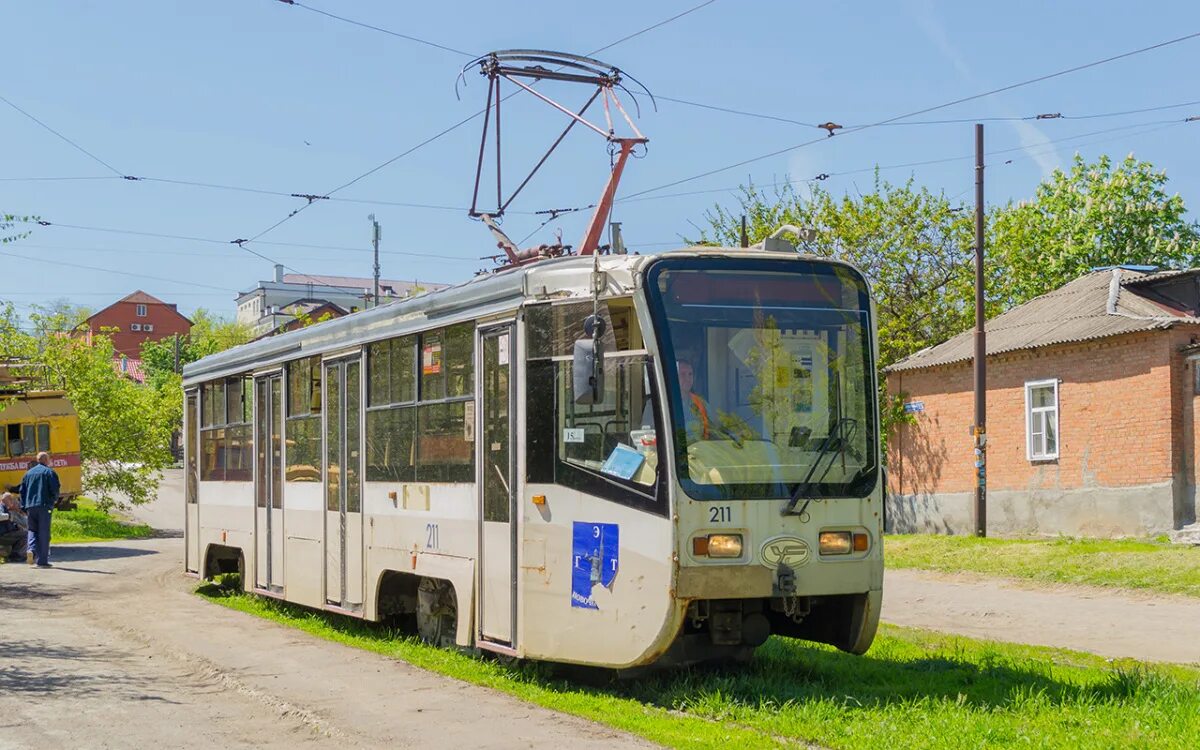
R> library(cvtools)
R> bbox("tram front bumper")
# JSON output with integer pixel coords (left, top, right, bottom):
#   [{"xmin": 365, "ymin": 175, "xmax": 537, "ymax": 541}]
[{"xmin": 675, "ymin": 556, "xmax": 878, "ymax": 600}]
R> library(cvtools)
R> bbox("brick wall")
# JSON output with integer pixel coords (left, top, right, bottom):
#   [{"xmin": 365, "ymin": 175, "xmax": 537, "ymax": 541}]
[
  {"xmin": 87, "ymin": 300, "xmax": 192, "ymax": 358},
  {"xmin": 886, "ymin": 328, "xmax": 1200, "ymax": 535}
]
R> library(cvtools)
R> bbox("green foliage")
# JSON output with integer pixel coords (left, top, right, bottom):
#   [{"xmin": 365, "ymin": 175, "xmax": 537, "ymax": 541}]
[
  {"xmin": 697, "ymin": 155, "xmax": 1200, "ymax": 446},
  {"xmin": 990, "ymin": 154, "xmax": 1200, "ymax": 308},
  {"xmin": 34, "ymin": 327, "xmax": 176, "ymax": 509},
  {"xmin": 1, "ymin": 213, "xmax": 36, "ymax": 245},
  {"xmin": 25, "ymin": 299, "xmax": 93, "ymax": 338},
  {"xmin": 700, "ymin": 176, "xmax": 975, "ymax": 372},
  {"xmin": 140, "ymin": 308, "xmax": 252, "ymax": 388},
  {"xmin": 698, "ymin": 176, "xmax": 974, "ymax": 441},
  {"xmin": 139, "ymin": 310, "xmax": 251, "ymax": 475},
  {"xmin": 885, "ymin": 534, "xmax": 1200, "ymax": 597}
]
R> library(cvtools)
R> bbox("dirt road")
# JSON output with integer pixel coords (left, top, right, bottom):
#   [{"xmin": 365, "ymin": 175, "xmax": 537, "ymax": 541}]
[
  {"xmin": 0, "ymin": 479, "xmax": 653, "ymax": 749},
  {"xmin": 883, "ymin": 568, "xmax": 1200, "ymax": 665}
]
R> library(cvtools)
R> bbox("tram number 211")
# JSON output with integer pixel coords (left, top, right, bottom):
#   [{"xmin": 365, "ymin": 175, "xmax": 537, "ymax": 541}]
[{"xmin": 709, "ymin": 506, "xmax": 732, "ymax": 523}]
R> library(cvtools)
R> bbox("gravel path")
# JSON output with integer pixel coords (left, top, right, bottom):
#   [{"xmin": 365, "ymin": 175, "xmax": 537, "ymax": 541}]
[{"xmin": 882, "ymin": 568, "xmax": 1200, "ymax": 665}]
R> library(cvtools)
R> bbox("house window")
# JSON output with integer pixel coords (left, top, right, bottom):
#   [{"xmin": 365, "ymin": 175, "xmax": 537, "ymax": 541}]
[
  {"xmin": 130, "ymin": 323, "xmax": 142, "ymax": 331},
  {"xmin": 1025, "ymin": 379, "xmax": 1059, "ymax": 461},
  {"xmin": 136, "ymin": 304, "xmax": 147, "ymax": 317}
]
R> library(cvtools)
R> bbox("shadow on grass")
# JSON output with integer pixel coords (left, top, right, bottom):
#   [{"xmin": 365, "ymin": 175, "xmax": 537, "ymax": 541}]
[{"xmin": 197, "ymin": 582, "xmax": 1180, "ymax": 716}]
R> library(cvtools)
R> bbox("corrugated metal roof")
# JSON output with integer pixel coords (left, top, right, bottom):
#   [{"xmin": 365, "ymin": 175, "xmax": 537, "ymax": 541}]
[{"xmin": 887, "ymin": 268, "xmax": 1200, "ymax": 372}]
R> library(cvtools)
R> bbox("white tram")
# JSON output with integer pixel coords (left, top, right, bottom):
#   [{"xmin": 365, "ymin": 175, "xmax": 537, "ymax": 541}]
[{"xmin": 183, "ymin": 243, "xmax": 883, "ymax": 667}]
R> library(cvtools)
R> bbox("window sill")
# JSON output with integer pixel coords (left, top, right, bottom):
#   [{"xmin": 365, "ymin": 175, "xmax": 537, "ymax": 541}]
[{"xmin": 1028, "ymin": 456, "xmax": 1059, "ymax": 464}]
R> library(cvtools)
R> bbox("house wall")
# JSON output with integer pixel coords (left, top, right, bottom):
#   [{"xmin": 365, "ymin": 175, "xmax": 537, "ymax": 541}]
[
  {"xmin": 887, "ymin": 330, "xmax": 1197, "ymax": 537},
  {"xmin": 88, "ymin": 300, "xmax": 192, "ymax": 359}
]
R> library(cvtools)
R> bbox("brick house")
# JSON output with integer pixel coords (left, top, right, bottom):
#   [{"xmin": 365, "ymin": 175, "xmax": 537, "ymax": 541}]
[
  {"xmin": 78, "ymin": 291, "xmax": 193, "ymax": 376},
  {"xmin": 886, "ymin": 267, "xmax": 1200, "ymax": 538}
]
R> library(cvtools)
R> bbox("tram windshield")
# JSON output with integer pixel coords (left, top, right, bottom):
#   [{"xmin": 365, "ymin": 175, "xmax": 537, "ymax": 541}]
[{"xmin": 645, "ymin": 257, "xmax": 877, "ymax": 501}]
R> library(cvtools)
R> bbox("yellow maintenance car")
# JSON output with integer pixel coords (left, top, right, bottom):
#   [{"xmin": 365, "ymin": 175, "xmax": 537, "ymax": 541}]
[{"xmin": 0, "ymin": 391, "xmax": 82, "ymax": 505}]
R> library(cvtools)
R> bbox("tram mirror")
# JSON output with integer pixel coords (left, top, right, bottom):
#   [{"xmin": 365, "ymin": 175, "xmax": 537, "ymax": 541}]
[{"xmin": 572, "ymin": 337, "xmax": 605, "ymax": 405}]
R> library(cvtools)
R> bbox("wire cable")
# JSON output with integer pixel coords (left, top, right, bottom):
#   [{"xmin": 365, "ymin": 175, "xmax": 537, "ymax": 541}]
[
  {"xmin": 618, "ymin": 117, "xmax": 1191, "ymax": 204},
  {"xmin": 6, "ymin": 217, "xmax": 481, "ymax": 261},
  {"xmin": 622, "ymin": 30, "xmax": 1200, "ymax": 199},
  {"xmin": 0, "ymin": 248, "xmax": 237, "ymax": 293},
  {"xmin": 239, "ymin": 0, "xmax": 724, "ymax": 246},
  {"xmin": 283, "ymin": 1, "xmax": 475, "ymax": 58},
  {"xmin": 588, "ymin": 0, "xmax": 719, "ymax": 55},
  {"xmin": 0, "ymin": 93, "xmax": 125, "ymax": 177}
]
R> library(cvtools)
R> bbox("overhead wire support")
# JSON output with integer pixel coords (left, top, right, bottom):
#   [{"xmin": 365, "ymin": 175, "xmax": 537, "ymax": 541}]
[
  {"xmin": 237, "ymin": 1, "xmax": 713, "ymax": 248},
  {"xmin": 460, "ymin": 50, "xmax": 652, "ymax": 266}
]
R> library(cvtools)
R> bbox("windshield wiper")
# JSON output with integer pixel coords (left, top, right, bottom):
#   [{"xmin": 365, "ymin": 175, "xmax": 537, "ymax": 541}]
[{"xmin": 781, "ymin": 418, "xmax": 857, "ymax": 517}]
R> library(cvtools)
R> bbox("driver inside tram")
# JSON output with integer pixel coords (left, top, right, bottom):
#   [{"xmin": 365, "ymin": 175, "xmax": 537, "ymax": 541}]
[{"xmin": 643, "ymin": 358, "xmax": 712, "ymax": 441}]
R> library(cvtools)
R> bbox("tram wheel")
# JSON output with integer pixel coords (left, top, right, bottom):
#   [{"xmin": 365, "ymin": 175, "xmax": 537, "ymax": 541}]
[{"xmin": 416, "ymin": 577, "xmax": 457, "ymax": 648}]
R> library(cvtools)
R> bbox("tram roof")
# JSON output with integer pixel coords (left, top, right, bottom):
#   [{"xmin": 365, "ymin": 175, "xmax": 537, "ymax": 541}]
[{"xmin": 182, "ymin": 247, "xmax": 834, "ymax": 385}]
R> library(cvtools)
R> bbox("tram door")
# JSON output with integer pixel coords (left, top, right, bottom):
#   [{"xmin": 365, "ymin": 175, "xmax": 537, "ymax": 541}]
[
  {"xmin": 478, "ymin": 324, "xmax": 517, "ymax": 645},
  {"xmin": 324, "ymin": 358, "xmax": 364, "ymax": 610},
  {"xmin": 254, "ymin": 374, "xmax": 284, "ymax": 591},
  {"xmin": 184, "ymin": 390, "xmax": 200, "ymax": 573}
]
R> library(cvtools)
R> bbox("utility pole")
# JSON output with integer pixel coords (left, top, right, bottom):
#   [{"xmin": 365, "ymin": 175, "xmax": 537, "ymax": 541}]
[
  {"xmin": 369, "ymin": 214, "xmax": 381, "ymax": 307},
  {"xmin": 973, "ymin": 123, "xmax": 987, "ymax": 537},
  {"xmin": 173, "ymin": 334, "xmax": 181, "ymax": 375}
]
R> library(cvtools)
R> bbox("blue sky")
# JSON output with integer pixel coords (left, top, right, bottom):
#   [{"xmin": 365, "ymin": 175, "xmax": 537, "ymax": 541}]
[{"xmin": 3, "ymin": 1, "xmax": 1198, "ymax": 321}]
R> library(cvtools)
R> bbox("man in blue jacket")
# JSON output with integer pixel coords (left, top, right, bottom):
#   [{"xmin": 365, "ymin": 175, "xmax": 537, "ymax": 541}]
[{"xmin": 19, "ymin": 452, "xmax": 60, "ymax": 568}]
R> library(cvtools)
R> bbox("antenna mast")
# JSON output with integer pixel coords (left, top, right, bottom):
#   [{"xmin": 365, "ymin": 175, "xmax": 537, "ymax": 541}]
[{"xmin": 460, "ymin": 49, "xmax": 652, "ymax": 268}]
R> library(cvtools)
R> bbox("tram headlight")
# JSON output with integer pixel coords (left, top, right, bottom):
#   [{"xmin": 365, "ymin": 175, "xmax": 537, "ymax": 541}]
[
  {"xmin": 704, "ymin": 534, "xmax": 743, "ymax": 558},
  {"xmin": 818, "ymin": 531, "xmax": 853, "ymax": 555},
  {"xmin": 693, "ymin": 533, "xmax": 743, "ymax": 558}
]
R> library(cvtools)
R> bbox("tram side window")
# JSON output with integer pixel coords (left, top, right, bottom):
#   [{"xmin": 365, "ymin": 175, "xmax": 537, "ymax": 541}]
[
  {"xmin": 365, "ymin": 324, "xmax": 474, "ymax": 484},
  {"xmin": 526, "ymin": 301, "xmax": 664, "ymax": 514},
  {"xmin": 36, "ymin": 423, "xmax": 50, "ymax": 453},
  {"xmin": 200, "ymin": 376, "xmax": 253, "ymax": 481},
  {"xmin": 285, "ymin": 355, "xmax": 323, "ymax": 482}
]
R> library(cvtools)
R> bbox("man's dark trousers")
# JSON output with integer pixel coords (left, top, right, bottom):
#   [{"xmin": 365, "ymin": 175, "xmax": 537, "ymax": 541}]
[{"xmin": 26, "ymin": 506, "xmax": 51, "ymax": 566}]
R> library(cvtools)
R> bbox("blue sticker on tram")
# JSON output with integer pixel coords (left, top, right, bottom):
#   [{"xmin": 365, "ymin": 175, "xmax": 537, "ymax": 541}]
[{"xmin": 571, "ymin": 521, "xmax": 619, "ymax": 610}]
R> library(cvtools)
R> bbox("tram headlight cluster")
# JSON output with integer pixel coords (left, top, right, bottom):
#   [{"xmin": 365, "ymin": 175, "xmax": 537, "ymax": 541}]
[
  {"xmin": 819, "ymin": 531, "xmax": 870, "ymax": 555},
  {"xmin": 692, "ymin": 533, "xmax": 744, "ymax": 558}
]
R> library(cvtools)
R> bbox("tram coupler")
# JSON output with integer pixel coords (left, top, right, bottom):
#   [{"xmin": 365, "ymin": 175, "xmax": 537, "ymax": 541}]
[{"xmin": 775, "ymin": 565, "xmax": 797, "ymax": 596}]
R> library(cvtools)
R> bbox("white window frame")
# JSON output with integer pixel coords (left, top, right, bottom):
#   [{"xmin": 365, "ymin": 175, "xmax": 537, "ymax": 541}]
[
  {"xmin": 136, "ymin": 304, "xmax": 147, "ymax": 317},
  {"xmin": 1024, "ymin": 378, "xmax": 1059, "ymax": 462}
]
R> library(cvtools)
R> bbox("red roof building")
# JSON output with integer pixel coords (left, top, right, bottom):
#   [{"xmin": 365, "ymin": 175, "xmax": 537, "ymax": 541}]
[{"xmin": 78, "ymin": 291, "xmax": 193, "ymax": 360}]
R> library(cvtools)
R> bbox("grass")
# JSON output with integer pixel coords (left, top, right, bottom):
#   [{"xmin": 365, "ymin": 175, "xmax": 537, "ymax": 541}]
[
  {"xmin": 51, "ymin": 497, "xmax": 154, "ymax": 543},
  {"xmin": 885, "ymin": 534, "xmax": 1200, "ymax": 597},
  {"xmin": 198, "ymin": 577, "xmax": 1200, "ymax": 749}
]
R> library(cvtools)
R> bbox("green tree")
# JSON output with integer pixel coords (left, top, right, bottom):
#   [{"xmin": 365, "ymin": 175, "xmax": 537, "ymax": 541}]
[
  {"xmin": 141, "ymin": 309, "xmax": 252, "ymax": 451},
  {"xmin": 141, "ymin": 308, "xmax": 252, "ymax": 390},
  {"xmin": 989, "ymin": 153, "xmax": 1200, "ymax": 307},
  {"xmin": 27, "ymin": 322, "xmax": 176, "ymax": 509},
  {"xmin": 25, "ymin": 298, "xmax": 93, "ymax": 338},
  {"xmin": 699, "ymin": 176, "xmax": 976, "ymax": 372},
  {"xmin": 698, "ymin": 176, "xmax": 975, "ymax": 440}
]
